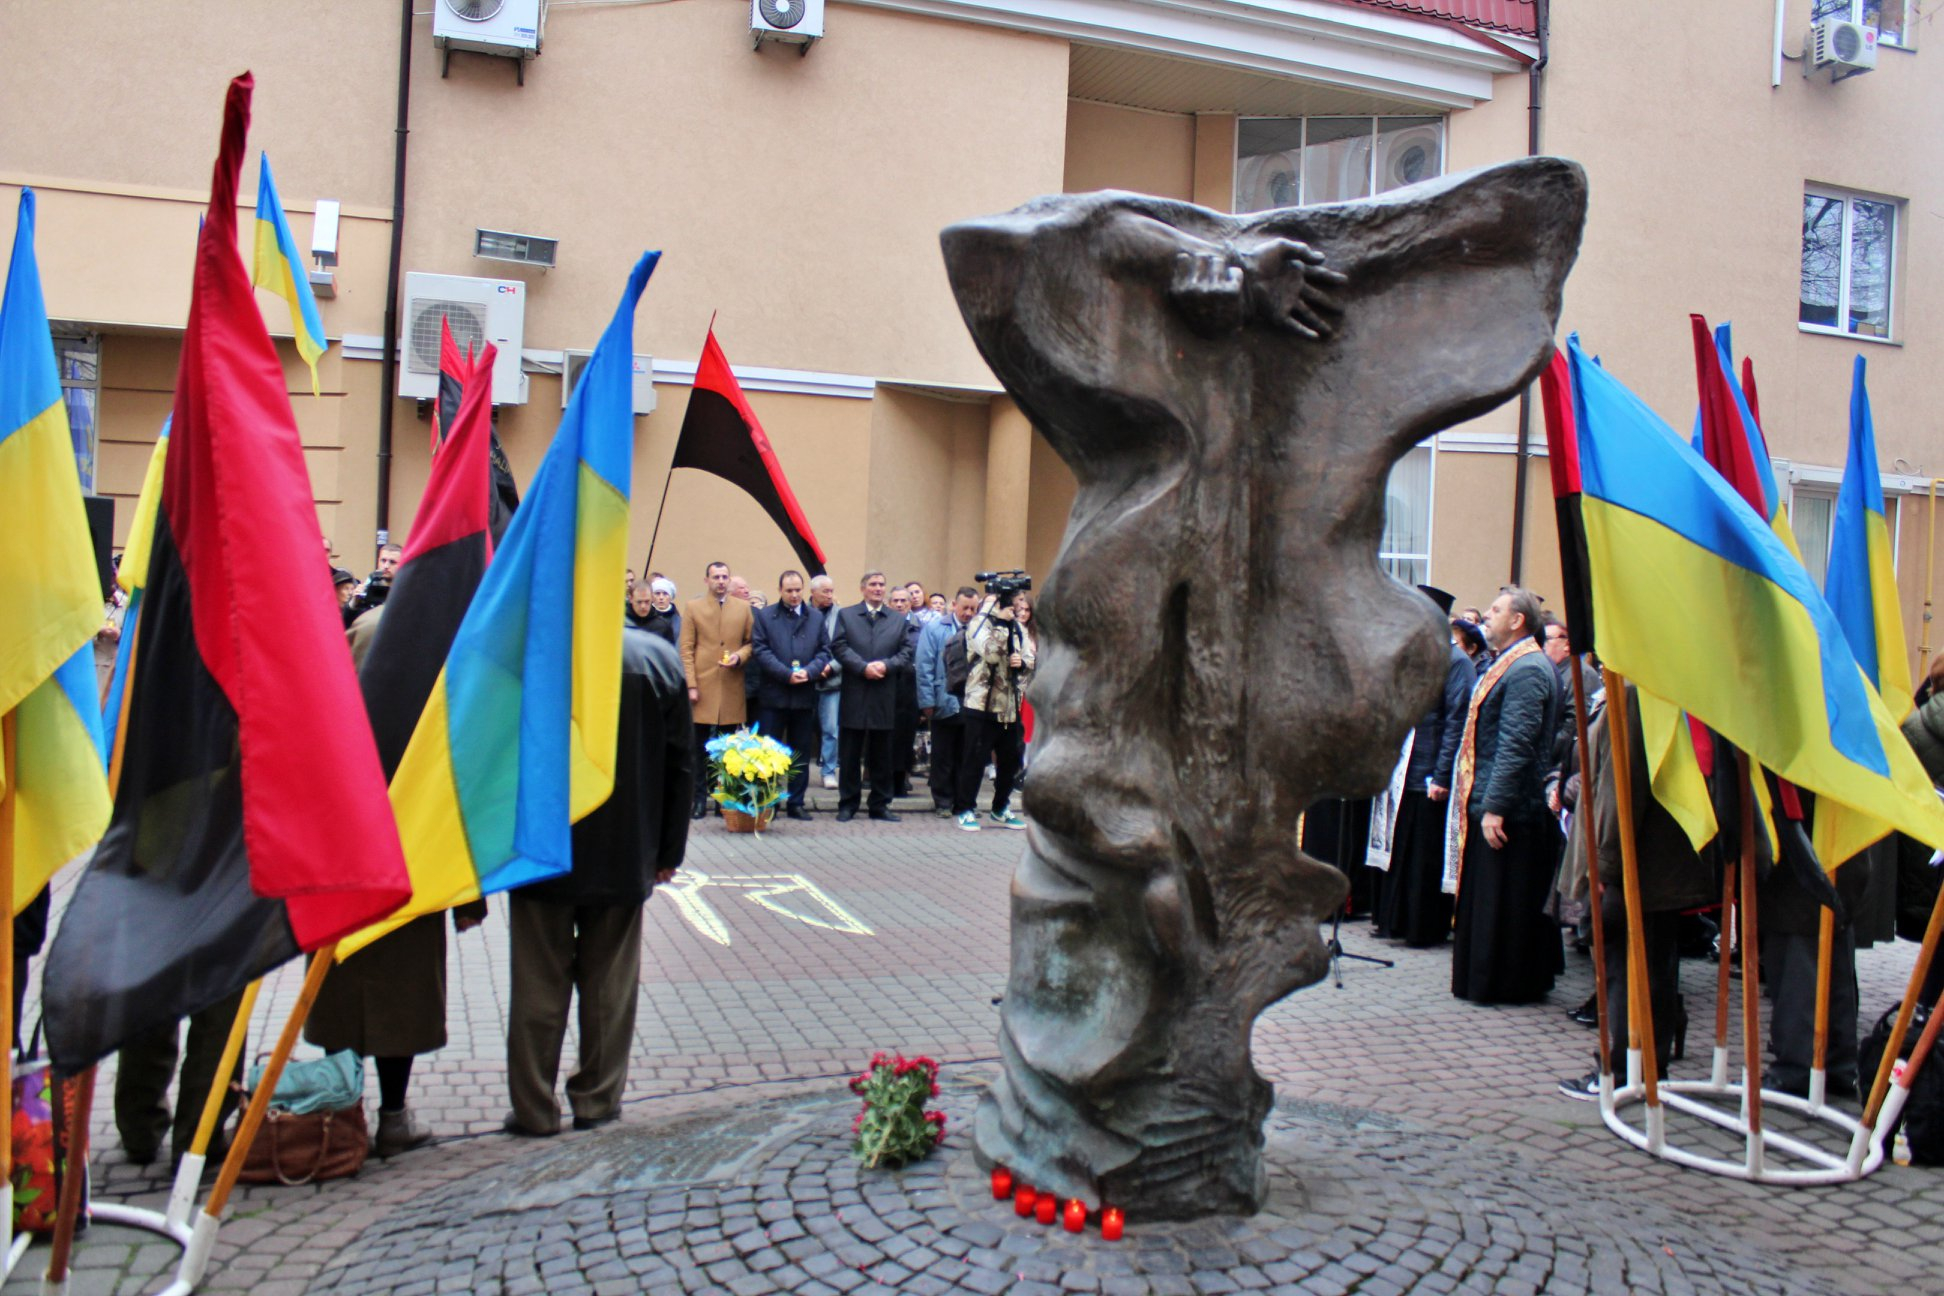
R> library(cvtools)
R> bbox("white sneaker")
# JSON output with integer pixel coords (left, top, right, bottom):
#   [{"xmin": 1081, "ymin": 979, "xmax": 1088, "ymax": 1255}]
[
  {"xmin": 956, "ymin": 812, "xmax": 981, "ymax": 832},
  {"xmin": 822, "ymin": 772, "xmax": 839, "ymax": 790}
]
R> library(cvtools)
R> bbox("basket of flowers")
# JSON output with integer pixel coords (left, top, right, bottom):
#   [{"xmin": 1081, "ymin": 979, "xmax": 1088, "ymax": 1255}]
[{"xmin": 705, "ymin": 728, "xmax": 794, "ymax": 832}]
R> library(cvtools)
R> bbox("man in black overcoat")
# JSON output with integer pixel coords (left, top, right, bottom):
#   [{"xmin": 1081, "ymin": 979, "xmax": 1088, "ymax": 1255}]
[
  {"xmin": 751, "ymin": 569, "xmax": 832, "ymax": 821},
  {"xmin": 830, "ymin": 570, "xmax": 914, "ymax": 823}
]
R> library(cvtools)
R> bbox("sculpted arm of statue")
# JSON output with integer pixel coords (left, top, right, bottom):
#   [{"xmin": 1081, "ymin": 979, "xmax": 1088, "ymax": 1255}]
[{"xmin": 1101, "ymin": 212, "xmax": 1347, "ymax": 340}]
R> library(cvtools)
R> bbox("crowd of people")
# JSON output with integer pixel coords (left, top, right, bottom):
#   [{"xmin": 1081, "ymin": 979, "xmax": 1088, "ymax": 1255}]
[
  {"xmin": 1344, "ymin": 582, "xmax": 1944, "ymax": 1110},
  {"xmin": 622, "ymin": 563, "xmax": 1037, "ymax": 830}
]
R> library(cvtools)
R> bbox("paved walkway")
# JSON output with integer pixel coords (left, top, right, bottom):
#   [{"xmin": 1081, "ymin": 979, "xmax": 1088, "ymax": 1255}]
[{"xmin": 8, "ymin": 786, "xmax": 1941, "ymax": 1295}]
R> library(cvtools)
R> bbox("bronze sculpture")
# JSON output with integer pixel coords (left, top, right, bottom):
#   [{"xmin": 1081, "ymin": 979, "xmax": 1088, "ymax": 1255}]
[{"xmin": 942, "ymin": 158, "xmax": 1587, "ymax": 1219}]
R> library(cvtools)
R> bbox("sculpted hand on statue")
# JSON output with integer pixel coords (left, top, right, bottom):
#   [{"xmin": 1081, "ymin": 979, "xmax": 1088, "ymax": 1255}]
[{"xmin": 1167, "ymin": 237, "xmax": 1345, "ymax": 339}]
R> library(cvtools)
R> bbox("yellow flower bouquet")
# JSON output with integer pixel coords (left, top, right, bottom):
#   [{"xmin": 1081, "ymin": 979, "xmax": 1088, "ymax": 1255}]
[{"xmin": 704, "ymin": 727, "xmax": 795, "ymax": 824}]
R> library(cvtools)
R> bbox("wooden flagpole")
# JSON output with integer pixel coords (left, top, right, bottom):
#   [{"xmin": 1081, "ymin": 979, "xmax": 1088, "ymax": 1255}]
[
  {"xmin": 1858, "ymin": 874, "xmax": 1944, "ymax": 1137},
  {"xmin": 166, "ymin": 978, "xmax": 261, "ymax": 1231},
  {"xmin": 200, "ymin": 948, "xmax": 335, "ymax": 1220},
  {"xmin": 1600, "ymin": 671, "xmax": 1661, "ymax": 1128},
  {"xmin": 41, "ymin": 1066, "xmax": 96, "ymax": 1287},
  {"xmin": 1811, "ymin": 907, "xmax": 1835, "ymax": 1109},
  {"xmin": 1736, "ymin": 753, "xmax": 1766, "ymax": 1171},
  {"xmin": 1568, "ymin": 660, "xmax": 1614, "ymax": 1083}
]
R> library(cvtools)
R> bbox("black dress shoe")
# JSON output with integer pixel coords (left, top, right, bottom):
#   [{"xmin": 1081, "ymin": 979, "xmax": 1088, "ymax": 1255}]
[
  {"xmin": 785, "ymin": 805, "xmax": 813, "ymax": 822},
  {"xmin": 572, "ymin": 1112, "xmax": 620, "ymax": 1132},
  {"xmin": 870, "ymin": 811, "xmax": 902, "ymax": 823},
  {"xmin": 691, "ymin": 803, "xmax": 707, "ymax": 821},
  {"xmin": 835, "ymin": 810, "xmax": 856, "ymax": 823},
  {"xmin": 501, "ymin": 1114, "xmax": 559, "ymax": 1138}
]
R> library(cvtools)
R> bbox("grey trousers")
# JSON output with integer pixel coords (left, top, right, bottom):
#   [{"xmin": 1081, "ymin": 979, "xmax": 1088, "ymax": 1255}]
[
  {"xmin": 113, "ymin": 988, "xmax": 247, "ymax": 1163},
  {"xmin": 1764, "ymin": 924, "xmax": 1860, "ymax": 1094},
  {"xmin": 507, "ymin": 894, "xmax": 643, "ymax": 1132}
]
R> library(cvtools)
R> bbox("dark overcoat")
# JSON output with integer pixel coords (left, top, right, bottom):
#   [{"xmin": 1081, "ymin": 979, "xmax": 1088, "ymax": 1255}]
[
  {"xmin": 831, "ymin": 601, "xmax": 913, "ymax": 731},
  {"xmin": 526, "ymin": 629, "xmax": 693, "ymax": 906},
  {"xmin": 750, "ymin": 601, "xmax": 832, "ymax": 712}
]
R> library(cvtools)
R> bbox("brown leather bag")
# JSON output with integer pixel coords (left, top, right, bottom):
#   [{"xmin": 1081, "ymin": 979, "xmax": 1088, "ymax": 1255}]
[{"xmin": 235, "ymin": 1104, "xmax": 369, "ymax": 1185}]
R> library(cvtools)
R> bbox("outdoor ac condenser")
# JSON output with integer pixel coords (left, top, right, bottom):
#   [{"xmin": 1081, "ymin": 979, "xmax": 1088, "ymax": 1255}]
[
  {"xmin": 561, "ymin": 350, "xmax": 658, "ymax": 415},
  {"xmin": 752, "ymin": 0, "xmax": 823, "ymax": 50},
  {"xmin": 434, "ymin": 0, "xmax": 545, "ymax": 59},
  {"xmin": 400, "ymin": 272, "xmax": 528, "ymax": 406},
  {"xmin": 1806, "ymin": 18, "xmax": 1877, "ymax": 77}
]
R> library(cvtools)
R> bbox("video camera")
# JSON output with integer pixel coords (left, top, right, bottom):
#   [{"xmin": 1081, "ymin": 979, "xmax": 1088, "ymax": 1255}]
[{"xmin": 976, "ymin": 569, "xmax": 1033, "ymax": 601}]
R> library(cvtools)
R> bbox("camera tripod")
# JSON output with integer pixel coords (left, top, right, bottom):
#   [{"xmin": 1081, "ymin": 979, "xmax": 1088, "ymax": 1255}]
[{"xmin": 1318, "ymin": 797, "xmax": 1394, "ymax": 988}]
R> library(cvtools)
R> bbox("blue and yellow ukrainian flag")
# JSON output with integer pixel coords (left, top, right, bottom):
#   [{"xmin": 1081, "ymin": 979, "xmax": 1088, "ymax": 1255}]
[
  {"xmin": 1814, "ymin": 355, "xmax": 1916, "ymax": 868},
  {"xmin": 340, "ymin": 251, "xmax": 659, "ymax": 956},
  {"xmin": 1566, "ymin": 335, "xmax": 1944, "ymax": 854},
  {"xmin": 100, "ymin": 418, "xmax": 168, "ymax": 764},
  {"xmin": 250, "ymin": 153, "xmax": 327, "ymax": 396},
  {"xmin": 0, "ymin": 189, "xmax": 111, "ymax": 913}
]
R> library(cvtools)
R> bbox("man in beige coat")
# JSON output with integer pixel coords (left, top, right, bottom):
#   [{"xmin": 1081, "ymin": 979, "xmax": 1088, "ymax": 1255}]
[{"xmin": 679, "ymin": 560, "xmax": 754, "ymax": 818}]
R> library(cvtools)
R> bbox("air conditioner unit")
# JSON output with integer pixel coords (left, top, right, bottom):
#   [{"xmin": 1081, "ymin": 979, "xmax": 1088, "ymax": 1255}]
[
  {"xmin": 1373, "ymin": 125, "xmax": 1443, "ymax": 194},
  {"xmin": 400, "ymin": 272, "xmax": 528, "ymax": 406},
  {"xmin": 752, "ymin": 0, "xmax": 823, "ymax": 52},
  {"xmin": 562, "ymin": 350, "xmax": 658, "ymax": 415},
  {"xmin": 1806, "ymin": 18, "xmax": 1877, "ymax": 77},
  {"xmin": 435, "ymin": 0, "xmax": 545, "ymax": 60}
]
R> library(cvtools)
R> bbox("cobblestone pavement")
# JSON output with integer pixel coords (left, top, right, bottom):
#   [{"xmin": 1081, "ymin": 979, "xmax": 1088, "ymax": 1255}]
[{"xmin": 8, "ymin": 781, "xmax": 1942, "ymax": 1294}]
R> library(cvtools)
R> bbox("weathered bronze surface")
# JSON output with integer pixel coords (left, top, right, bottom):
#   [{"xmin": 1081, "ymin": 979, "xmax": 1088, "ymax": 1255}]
[{"xmin": 941, "ymin": 158, "xmax": 1587, "ymax": 1219}]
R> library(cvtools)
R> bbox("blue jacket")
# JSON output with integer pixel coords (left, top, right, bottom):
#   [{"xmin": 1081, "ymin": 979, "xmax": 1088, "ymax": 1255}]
[
  {"xmin": 1405, "ymin": 643, "xmax": 1477, "ymax": 790},
  {"xmin": 750, "ymin": 600, "xmax": 832, "ymax": 712},
  {"xmin": 915, "ymin": 615, "xmax": 969, "ymax": 720}
]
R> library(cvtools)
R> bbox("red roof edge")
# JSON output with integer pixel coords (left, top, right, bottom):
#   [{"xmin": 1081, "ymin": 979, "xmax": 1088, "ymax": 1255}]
[{"xmin": 1333, "ymin": 0, "xmax": 1537, "ymax": 39}]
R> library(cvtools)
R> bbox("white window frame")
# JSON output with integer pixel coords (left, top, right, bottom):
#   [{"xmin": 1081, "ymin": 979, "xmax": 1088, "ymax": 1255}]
[
  {"xmin": 54, "ymin": 332, "xmax": 100, "ymax": 494},
  {"xmin": 1799, "ymin": 185, "xmax": 1900, "ymax": 343},
  {"xmin": 1234, "ymin": 115, "xmax": 1445, "ymax": 213},
  {"xmin": 1378, "ymin": 440, "xmax": 1437, "ymax": 587},
  {"xmin": 1781, "ymin": 460, "xmax": 1906, "ymax": 592},
  {"xmin": 1812, "ymin": 0, "xmax": 1916, "ymax": 48}
]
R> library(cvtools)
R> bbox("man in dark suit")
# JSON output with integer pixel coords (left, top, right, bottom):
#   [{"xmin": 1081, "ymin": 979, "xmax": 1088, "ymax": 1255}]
[
  {"xmin": 751, "ymin": 569, "xmax": 831, "ymax": 821},
  {"xmin": 830, "ymin": 570, "xmax": 914, "ymax": 822}
]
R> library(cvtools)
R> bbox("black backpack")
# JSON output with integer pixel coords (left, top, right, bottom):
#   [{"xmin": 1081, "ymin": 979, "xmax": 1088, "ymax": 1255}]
[{"xmin": 942, "ymin": 629, "xmax": 971, "ymax": 698}]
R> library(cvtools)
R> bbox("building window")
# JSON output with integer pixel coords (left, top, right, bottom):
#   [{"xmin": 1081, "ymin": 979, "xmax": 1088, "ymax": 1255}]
[
  {"xmin": 1235, "ymin": 117, "xmax": 1444, "ymax": 213},
  {"xmin": 55, "ymin": 334, "xmax": 99, "ymax": 493},
  {"xmin": 1812, "ymin": 0, "xmax": 1913, "ymax": 48},
  {"xmin": 1800, "ymin": 188, "xmax": 1897, "ymax": 340},
  {"xmin": 1380, "ymin": 444, "xmax": 1434, "ymax": 588},
  {"xmin": 1790, "ymin": 488, "xmax": 1836, "ymax": 589}
]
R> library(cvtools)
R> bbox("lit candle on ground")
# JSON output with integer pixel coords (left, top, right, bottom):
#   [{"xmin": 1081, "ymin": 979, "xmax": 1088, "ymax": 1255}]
[
  {"xmin": 991, "ymin": 1167, "xmax": 1013, "ymax": 1200},
  {"xmin": 1034, "ymin": 1195, "xmax": 1057, "ymax": 1225},
  {"xmin": 1101, "ymin": 1208, "xmax": 1124, "ymax": 1241},
  {"xmin": 1013, "ymin": 1186, "xmax": 1037, "ymax": 1217},
  {"xmin": 1062, "ymin": 1200, "xmax": 1086, "ymax": 1233}
]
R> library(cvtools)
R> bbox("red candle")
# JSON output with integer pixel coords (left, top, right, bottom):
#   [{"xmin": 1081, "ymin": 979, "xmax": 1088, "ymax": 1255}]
[
  {"xmin": 1013, "ymin": 1186, "xmax": 1037, "ymax": 1217},
  {"xmin": 1034, "ymin": 1195, "xmax": 1057, "ymax": 1225},
  {"xmin": 991, "ymin": 1167, "xmax": 1013, "ymax": 1200},
  {"xmin": 1062, "ymin": 1200, "xmax": 1086, "ymax": 1233},
  {"xmin": 1101, "ymin": 1207, "xmax": 1124, "ymax": 1241}
]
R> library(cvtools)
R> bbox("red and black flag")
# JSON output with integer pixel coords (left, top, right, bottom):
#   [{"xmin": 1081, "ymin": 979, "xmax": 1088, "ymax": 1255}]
[
  {"xmin": 42, "ymin": 75, "xmax": 410, "ymax": 1074},
  {"xmin": 1536, "ymin": 347, "xmax": 1594, "ymax": 656},
  {"xmin": 358, "ymin": 337, "xmax": 499, "ymax": 774},
  {"xmin": 430, "ymin": 315, "xmax": 520, "ymax": 545},
  {"xmin": 671, "ymin": 327, "xmax": 826, "ymax": 575}
]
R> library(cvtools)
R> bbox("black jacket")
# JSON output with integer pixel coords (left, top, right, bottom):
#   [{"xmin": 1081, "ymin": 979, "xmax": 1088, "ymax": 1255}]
[
  {"xmin": 527, "ymin": 628, "xmax": 693, "ymax": 907},
  {"xmin": 1406, "ymin": 643, "xmax": 1476, "ymax": 789},
  {"xmin": 1467, "ymin": 648, "xmax": 1559, "ymax": 824},
  {"xmin": 751, "ymin": 600, "xmax": 832, "ymax": 712},
  {"xmin": 831, "ymin": 601, "xmax": 914, "ymax": 731}
]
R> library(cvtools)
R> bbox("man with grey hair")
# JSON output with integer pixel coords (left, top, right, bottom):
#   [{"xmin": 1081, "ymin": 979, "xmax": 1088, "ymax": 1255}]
[
  {"xmin": 1449, "ymin": 585, "xmax": 1563, "ymax": 1006},
  {"xmin": 809, "ymin": 574, "xmax": 841, "ymax": 788},
  {"xmin": 830, "ymin": 571, "xmax": 912, "ymax": 822}
]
